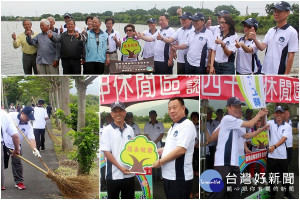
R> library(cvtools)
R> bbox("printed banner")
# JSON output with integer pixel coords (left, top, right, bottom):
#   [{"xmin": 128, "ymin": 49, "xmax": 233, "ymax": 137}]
[
  {"xmin": 200, "ymin": 76, "xmax": 299, "ymax": 103},
  {"xmin": 100, "ymin": 75, "xmax": 200, "ymax": 105},
  {"xmin": 239, "ymin": 150, "xmax": 267, "ymax": 172},
  {"xmin": 236, "ymin": 76, "xmax": 266, "ymax": 109}
]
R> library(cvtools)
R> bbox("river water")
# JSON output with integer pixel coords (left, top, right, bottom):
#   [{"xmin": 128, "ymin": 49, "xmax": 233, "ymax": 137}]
[{"xmin": 1, "ymin": 21, "xmax": 298, "ymax": 75}]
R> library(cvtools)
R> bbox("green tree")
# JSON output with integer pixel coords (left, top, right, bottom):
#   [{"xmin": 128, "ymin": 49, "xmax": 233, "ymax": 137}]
[
  {"xmin": 214, "ymin": 5, "xmax": 240, "ymax": 16},
  {"xmin": 167, "ymin": 6, "xmax": 180, "ymax": 16},
  {"xmin": 265, "ymin": 3, "xmax": 275, "ymax": 15}
]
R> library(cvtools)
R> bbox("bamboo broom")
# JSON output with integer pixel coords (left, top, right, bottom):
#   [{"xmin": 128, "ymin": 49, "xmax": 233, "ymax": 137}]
[
  {"xmin": 45, "ymin": 125, "xmax": 61, "ymax": 145},
  {"xmin": 10, "ymin": 151, "xmax": 93, "ymax": 199}
]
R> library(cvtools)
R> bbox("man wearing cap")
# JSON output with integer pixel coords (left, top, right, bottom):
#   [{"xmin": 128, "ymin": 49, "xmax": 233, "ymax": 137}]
[
  {"xmin": 172, "ymin": 12, "xmax": 214, "ymax": 74},
  {"xmin": 206, "ymin": 10, "xmax": 230, "ymax": 36},
  {"xmin": 100, "ymin": 101, "xmax": 135, "ymax": 199},
  {"xmin": 152, "ymin": 97, "xmax": 196, "ymax": 198},
  {"xmin": 157, "ymin": 12, "xmax": 194, "ymax": 74},
  {"xmin": 105, "ymin": 17, "xmax": 121, "ymax": 74},
  {"xmin": 11, "ymin": 19, "xmax": 38, "ymax": 75},
  {"xmin": 209, "ymin": 97, "xmax": 268, "ymax": 199},
  {"xmin": 267, "ymin": 106, "xmax": 293, "ymax": 199},
  {"xmin": 137, "ymin": 14, "xmax": 175, "ymax": 74},
  {"xmin": 236, "ymin": 18, "xmax": 262, "ymax": 74},
  {"xmin": 140, "ymin": 18, "xmax": 158, "ymax": 59},
  {"xmin": 125, "ymin": 112, "xmax": 141, "ymax": 137},
  {"xmin": 250, "ymin": 1, "xmax": 298, "ymax": 75},
  {"xmin": 6, "ymin": 106, "xmax": 41, "ymax": 190},
  {"xmin": 60, "ymin": 13, "xmax": 81, "ymax": 34},
  {"xmin": 144, "ymin": 110, "xmax": 165, "ymax": 148},
  {"xmin": 33, "ymin": 99, "xmax": 49, "ymax": 151},
  {"xmin": 1, "ymin": 109, "xmax": 20, "ymax": 190}
]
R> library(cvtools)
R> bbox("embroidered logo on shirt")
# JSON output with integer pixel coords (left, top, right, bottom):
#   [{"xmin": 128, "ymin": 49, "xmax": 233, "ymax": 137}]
[
  {"xmin": 173, "ymin": 130, "xmax": 178, "ymax": 137},
  {"xmin": 127, "ymin": 135, "xmax": 132, "ymax": 140},
  {"xmin": 163, "ymin": 33, "xmax": 167, "ymax": 37},
  {"xmin": 199, "ymin": 37, "xmax": 203, "ymax": 41},
  {"xmin": 21, "ymin": 128, "xmax": 26, "ymax": 133},
  {"xmin": 157, "ymin": 127, "xmax": 160, "ymax": 129},
  {"xmin": 282, "ymin": 129, "xmax": 285, "ymax": 134},
  {"xmin": 278, "ymin": 37, "xmax": 285, "ymax": 43},
  {"xmin": 226, "ymin": 41, "xmax": 230, "ymax": 46}
]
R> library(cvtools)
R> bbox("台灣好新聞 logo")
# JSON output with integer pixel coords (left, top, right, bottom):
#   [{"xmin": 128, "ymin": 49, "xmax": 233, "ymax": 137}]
[{"xmin": 200, "ymin": 169, "xmax": 224, "ymax": 192}]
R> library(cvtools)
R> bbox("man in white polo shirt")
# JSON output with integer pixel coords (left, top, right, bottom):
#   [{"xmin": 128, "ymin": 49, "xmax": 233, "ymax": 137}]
[
  {"xmin": 137, "ymin": 14, "xmax": 175, "ymax": 74},
  {"xmin": 158, "ymin": 12, "xmax": 194, "ymax": 74},
  {"xmin": 33, "ymin": 99, "xmax": 49, "ymax": 151},
  {"xmin": 100, "ymin": 101, "xmax": 135, "ymax": 199},
  {"xmin": 209, "ymin": 97, "xmax": 268, "ymax": 199},
  {"xmin": 141, "ymin": 18, "xmax": 158, "ymax": 59},
  {"xmin": 6, "ymin": 106, "xmax": 41, "ymax": 190},
  {"xmin": 125, "ymin": 112, "xmax": 141, "ymax": 137},
  {"xmin": 250, "ymin": 1, "xmax": 298, "ymax": 75},
  {"xmin": 173, "ymin": 12, "xmax": 214, "ymax": 74},
  {"xmin": 144, "ymin": 110, "xmax": 165, "ymax": 148},
  {"xmin": 152, "ymin": 97, "xmax": 196, "ymax": 199},
  {"xmin": 267, "ymin": 106, "xmax": 293, "ymax": 199},
  {"xmin": 1, "ymin": 109, "xmax": 20, "ymax": 191}
]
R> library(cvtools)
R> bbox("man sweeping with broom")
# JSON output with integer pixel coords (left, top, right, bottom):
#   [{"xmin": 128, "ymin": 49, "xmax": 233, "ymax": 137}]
[{"xmin": 5, "ymin": 106, "xmax": 41, "ymax": 190}]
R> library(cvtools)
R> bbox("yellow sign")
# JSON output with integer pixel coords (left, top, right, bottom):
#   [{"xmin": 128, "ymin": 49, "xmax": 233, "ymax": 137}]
[
  {"xmin": 121, "ymin": 38, "xmax": 142, "ymax": 56},
  {"xmin": 120, "ymin": 135, "xmax": 158, "ymax": 174},
  {"xmin": 251, "ymin": 131, "xmax": 268, "ymax": 149}
]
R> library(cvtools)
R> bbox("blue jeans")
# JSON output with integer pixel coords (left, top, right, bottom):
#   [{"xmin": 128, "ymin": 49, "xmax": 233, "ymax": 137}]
[
  {"xmin": 214, "ymin": 61, "xmax": 235, "ymax": 74},
  {"xmin": 185, "ymin": 61, "xmax": 206, "ymax": 74}
]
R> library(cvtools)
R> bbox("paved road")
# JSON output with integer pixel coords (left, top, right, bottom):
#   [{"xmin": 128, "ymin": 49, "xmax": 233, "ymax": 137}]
[{"xmin": 2, "ymin": 120, "xmax": 62, "ymax": 199}]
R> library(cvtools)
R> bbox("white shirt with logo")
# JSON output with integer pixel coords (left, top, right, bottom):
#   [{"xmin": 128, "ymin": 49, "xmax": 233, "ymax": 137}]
[
  {"xmin": 267, "ymin": 120, "xmax": 291, "ymax": 159},
  {"xmin": 161, "ymin": 117, "xmax": 196, "ymax": 181},
  {"xmin": 129, "ymin": 123, "xmax": 141, "ymax": 137},
  {"xmin": 1, "ymin": 109, "xmax": 18, "ymax": 142},
  {"xmin": 212, "ymin": 32, "xmax": 238, "ymax": 63},
  {"xmin": 214, "ymin": 115, "xmax": 245, "ymax": 166},
  {"xmin": 171, "ymin": 25, "xmax": 195, "ymax": 63},
  {"xmin": 151, "ymin": 27, "xmax": 175, "ymax": 62},
  {"xmin": 33, "ymin": 106, "xmax": 48, "ymax": 129},
  {"xmin": 5, "ymin": 112, "xmax": 35, "ymax": 150},
  {"xmin": 144, "ymin": 121, "xmax": 164, "ymax": 148},
  {"xmin": 142, "ymin": 29, "xmax": 158, "ymax": 59},
  {"xmin": 262, "ymin": 24, "xmax": 299, "ymax": 74},
  {"xmin": 100, "ymin": 123, "xmax": 135, "ymax": 180}
]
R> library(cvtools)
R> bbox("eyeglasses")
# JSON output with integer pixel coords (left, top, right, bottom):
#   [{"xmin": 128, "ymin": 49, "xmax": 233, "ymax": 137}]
[
  {"xmin": 126, "ymin": 29, "xmax": 133, "ymax": 32},
  {"xmin": 219, "ymin": 21, "xmax": 227, "ymax": 25},
  {"xmin": 243, "ymin": 24, "xmax": 252, "ymax": 29}
]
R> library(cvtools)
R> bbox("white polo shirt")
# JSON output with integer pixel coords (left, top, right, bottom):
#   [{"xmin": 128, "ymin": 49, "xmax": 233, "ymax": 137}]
[
  {"xmin": 143, "ymin": 121, "xmax": 164, "ymax": 148},
  {"xmin": 285, "ymin": 119, "xmax": 293, "ymax": 148},
  {"xmin": 151, "ymin": 26, "xmax": 175, "ymax": 62},
  {"xmin": 262, "ymin": 24, "xmax": 298, "ymax": 74},
  {"xmin": 212, "ymin": 32, "xmax": 238, "ymax": 63},
  {"xmin": 100, "ymin": 122, "xmax": 135, "ymax": 180},
  {"xmin": 214, "ymin": 115, "xmax": 245, "ymax": 166},
  {"xmin": 162, "ymin": 117, "xmax": 196, "ymax": 181},
  {"xmin": 171, "ymin": 24, "xmax": 194, "ymax": 63},
  {"xmin": 33, "ymin": 106, "xmax": 48, "ymax": 129},
  {"xmin": 238, "ymin": 128, "xmax": 247, "ymax": 156},
  {"xmin": 129, "ymin": 123, "xmax": 141, "ymax": 137},
  {"xmin": 267, "ymin": 120, "xmax": 291, "ymax": 159},
  {"xmin": 184, "ymin": 28, "xmax": 214, "ymax": 67},
  {"xmin": 5, "ymin": 112, "xmax": 35, "ymax": 150},
  {"xmin": 236, "ymin": 36, "xmax": 260, "ymax": 74},
  {"xmin": 106, "ymin": 29, "xmax": 120, "ymax": 53},
  {"xmin": 142, "ymin": 29, "xmax": 158, "ymax": 59},
  {"xmin": 208, "ymin": 25, "xmax": 221, "ymax": 36},
  {"xmin": 1, "ymin": 109, "xmax": 18, "ymax": 142}
]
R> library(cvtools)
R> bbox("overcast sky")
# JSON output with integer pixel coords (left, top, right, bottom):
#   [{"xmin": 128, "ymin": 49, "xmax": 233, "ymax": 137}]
[{"xmin": 2, "ymin": 0, "xmax": 297, "ymax": 17}]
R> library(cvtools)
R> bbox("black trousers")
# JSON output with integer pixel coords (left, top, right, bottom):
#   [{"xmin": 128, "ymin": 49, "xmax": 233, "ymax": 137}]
[
  {"xmin": 154, "ymin": 61, "xmax": 173, "ymax": 74},
  {"xmin": 267, "ymin": 157, "xmax": 290, "ymax": 196},
  {"xmin": 62, "ymin": 59, "xmax": 81, "ymax": 74},
  {"xmin": 206, "ymin": 146, "xmax": 216, "ymax": 170},
  {"xmin": 163, "ymin": 178, "xmax": 193, "ymax": 199},
  {"xmin": 34, "ymin": 129, "xmax": 45, "ymax": 150},
  {"xmin": 177, "ymin": 62, "xmax": 185, "ymax": 74},
  {"xmin": 208, "ymin": 166, "xmax": 241, "ymax": 199},
  {"xmin": 286, "ymin": 147, "xmax": 293, "ymax": 166},
  {"xmin": 22, "ymin": 53, "xmax": 37, "ymax": 74},
  {"xmin": 84, "ymin": 62, "xmax": 104, "ymax": 74},
  {"xmin": 106, "ymin": 177, "xmax": 135, "ymax": 199}
]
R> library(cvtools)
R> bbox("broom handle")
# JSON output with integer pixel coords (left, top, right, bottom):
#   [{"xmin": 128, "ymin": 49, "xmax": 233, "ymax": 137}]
[
  {"xmin": 14, "ymin": 123, "xmax": 51, "ymax": 171},
  {"xmin": 9, "ymin": 150, "xmax": 48, "ymax": 175}
]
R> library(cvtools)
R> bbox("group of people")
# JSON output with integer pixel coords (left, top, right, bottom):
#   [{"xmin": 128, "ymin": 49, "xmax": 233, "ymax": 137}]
[
  {"xmin": 1, "ymin": 99, "xmax": 49, "ymax": 190},
  {"xmin": 203, "ymin": 98, "xmax": 295, "ymax": 199},
  {"xmin": 12, "ymin": 1, "xmax": 298, "ymax": 75},
  {"xmin": 100, "ymin": 98, "xmax": 199, "ymax": 198}
]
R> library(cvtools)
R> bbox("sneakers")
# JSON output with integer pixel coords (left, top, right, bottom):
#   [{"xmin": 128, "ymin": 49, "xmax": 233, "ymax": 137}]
[
  {"xmin": 1, "ymin": 186, "xmax": 5, "ymax": 190},
  {"xmin": 15, "ymin": 182, "xmax": 26, "ymax": 190},
  {"xmin": 283, "ymin": 193, "xmax": 295, "ymax": 199},
  {"xmin": 41, "ymin": 147, "xmax": 45, "ymax": 151}
]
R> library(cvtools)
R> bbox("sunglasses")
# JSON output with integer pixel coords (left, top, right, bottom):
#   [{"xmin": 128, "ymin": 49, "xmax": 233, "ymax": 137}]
[
  {"xmin": 243, "ymin": 24, "xmax": 252, "ymax": 29},
  {"xmin": 126, "ymin": 29, "xmax": 133, "ymax": 32}
]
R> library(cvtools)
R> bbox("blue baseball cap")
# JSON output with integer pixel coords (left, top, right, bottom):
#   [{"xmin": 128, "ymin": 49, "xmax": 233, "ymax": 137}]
[
  {"xmin": 192, "ymin": 12, "xmax": 206, "ymax": 21},
  {"xmin": 227, "ymin": 97, "xmax": 246, "ymax": 106},
  {"xmin": 215, "ymin": 10, "xmax": 230, "ymax": 16},
  {"xmin": 22, "ymin": 106, "xmax": 35, "ymax": 120},
  {"xmin": 111, "ymin": 101, "xmax": 125, "ymax": 111},
  {"xmin": 179, "ymin": 12, "xmax": 193, "ymax": 20},
  {"xmin": 242, "ymin": 18, "xmax": 259, "ymax": 31},
  {"xmin": 64, "ymin": 13, "xmax": 72, "ymax": 18},
  {"xmin": 275, "ymin": 106, "xmax": 284, "ymax": 113},
  {"xmin": 271, "ymin": 1, "xmax": 291, "ymax": 11},
  {"xmin": 147, "ymin": 18, "xmax": 157, "ymax": 23}
]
